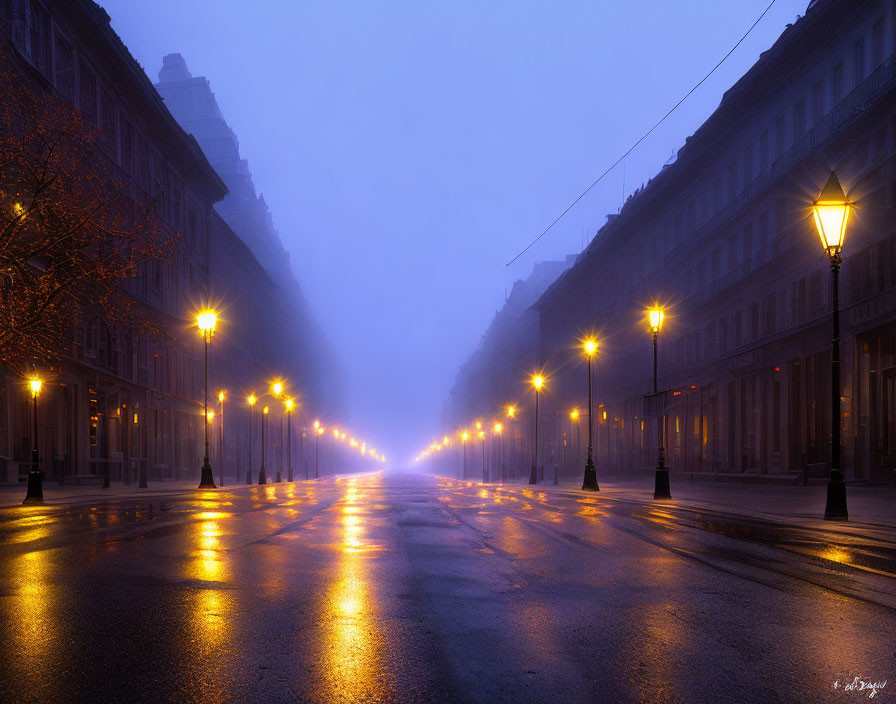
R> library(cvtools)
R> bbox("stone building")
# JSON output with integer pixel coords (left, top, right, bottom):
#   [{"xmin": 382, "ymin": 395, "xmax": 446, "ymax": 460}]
[
  {"xmin": 437, "ymin": 0, "xmax": 896, "ymax": 486},
  {"xmin": 0, "ymin": 0, "xmax": 335, "ymax": 484}
]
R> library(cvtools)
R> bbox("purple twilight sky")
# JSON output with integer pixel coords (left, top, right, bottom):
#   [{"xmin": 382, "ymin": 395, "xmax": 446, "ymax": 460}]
[{"xmin": 102, "ymin": 0, "xmax": 809, "ymax": 461}]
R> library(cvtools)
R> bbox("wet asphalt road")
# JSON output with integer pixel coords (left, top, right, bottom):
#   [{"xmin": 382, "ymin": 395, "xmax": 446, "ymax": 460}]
[{"xmin": 0, "ymin": 471, "xmax": 893, "ymax": 704}]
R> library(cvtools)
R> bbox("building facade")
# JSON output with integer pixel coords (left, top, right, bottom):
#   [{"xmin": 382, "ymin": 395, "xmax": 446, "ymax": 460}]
[
  {"xmin": 0, "ymin": 0, "xmax": 334, "ymax": 484},
  {"xmin": 436, "ymin": 0, "xmax": 896, "ymax": 486}
]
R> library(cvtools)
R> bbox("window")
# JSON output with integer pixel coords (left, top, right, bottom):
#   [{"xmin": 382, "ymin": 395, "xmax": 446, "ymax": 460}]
[
  {"xmin": 78, "ymin": 63, "xmax": 97, "ymax": 125},
  {"xmin": 792, "ymin": 99, "xmax": 805, "ymax": 143},
  {"xmin": 137, "ymin": 137, "xmax": 150, "ymax": 188},
  {"xmin": 734, "ymin": 310, "xmax": 743, "ymax": 347},
  {"xmin": 673, "ymin": 213, "xmax": 683, "ymax": 244},
  {"xmin": 871, "ymin": 17, "xmax": 884, "ymax": 68},
  {"xmin": 811, "ymin": 79, "xmax": 824, "ymax": 123},
  {"xmin": 54, "ymin": 35, "xmax": 74, "ymax": 102},
  {"xmin": 727, "ymin": 161, "xmax": 737, "ymax": 201},
  {"xmin": 28, "ymin": 3, "xmax": 50, "ymax": 74},
  {"xmin": 832, "ymin": 60, "xmax": 844, "ymax": 103},
  {"xmin": 742, "ymin": 223, "xmax": 753, "ymax": 268},
  {"xmin": 712, "ymin": 176, "xmax": 722, "ymax": 212},
  {"xmin": 757, "ymin": 211, "xmax": 769, "ymax": 265},
  {"xmin": 743, "ymin": 143, "xmax": 754, "ymax": 185},
  {"xmin": 852, "ymin": 36, "xmax": 866, "ymax": 86},
  {"xmin": 686, "ymin": 199, "xmax": 696, "ymax": 235},
  {"xmin": 719, "ymin": 317, "xmax": 728, "ymax": 352},
  {"xmin": 187, "ymin": 210, "xmax": 197, "ymax": 247},
  {"xmin": 728, "ymin": 234, "xmax": 738, "ymax": 271},
  {"xmin": 758, "ymin": 129, "xmax": 769, "ymax": 172},
  {"xmin": 120, "ymin": 116, "xmax": 135, "ymax": 173},
  {"xmin": 101, "ymin": 87, "xmax": 116, "ymax": 153},
  {"xmin": 774, "ymin": 114, "xmax": 785, "ymax": 158}
]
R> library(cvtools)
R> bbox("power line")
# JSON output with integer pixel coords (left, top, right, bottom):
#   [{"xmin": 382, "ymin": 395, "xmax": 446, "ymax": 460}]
[{"xmin": 506, "ymin": 0, "xmax": 778, "ymax": 266}]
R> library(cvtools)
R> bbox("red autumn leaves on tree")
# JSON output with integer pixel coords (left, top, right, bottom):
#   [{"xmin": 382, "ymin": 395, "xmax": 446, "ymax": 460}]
[{"xmin": 0, "ymin": 44, "xmax": 176, "ymax": 374}]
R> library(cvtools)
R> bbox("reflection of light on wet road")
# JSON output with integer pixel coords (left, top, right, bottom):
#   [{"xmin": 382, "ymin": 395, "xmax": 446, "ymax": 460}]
[{"xmin": 319, "ymin": 476, "xmax": 390, "ymax": 702}]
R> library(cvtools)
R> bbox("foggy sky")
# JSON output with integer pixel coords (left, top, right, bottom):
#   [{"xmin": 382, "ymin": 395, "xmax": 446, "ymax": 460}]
[{"xmin": 103, "ymin": 0, "xmax": 809, "ymax": 462}]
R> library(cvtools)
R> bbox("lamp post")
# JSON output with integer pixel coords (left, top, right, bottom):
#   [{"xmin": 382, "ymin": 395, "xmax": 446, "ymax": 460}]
[
  {"xmin": 529, "ymin": 374, "xmax": 544, "ymax": 485},
  {"xmin": 479, "ymin": 430, "xmax": 487, "ymax": 482},
  {"xmin": 493, "ymin": 422, "xmax": 503, "ymax": 483},
  {"xmin": 22, "ymin": 378, "xmax": 43, "ymax": 504},
  {"xmin": 461, "ymin": 431, "xmax": 469, "ymax": 479},
  {"xmin": 218, "ymin": 390, "xmax": 225, "ymax": 487},
  {"xmin": 196, "ymin": 310, "xmax": 218, "ymax": 489},
  {"xmin": 812, "ymin": 171, "xmax": 852, "ymax": 521},
  {"xmin": 649, "ymin": 307, "xmax": 670, "ymax": 499},
  {"xmin": 246, "ymin": 394, "xmax": 256, "ymax": 484},
  {"xmin": 314, "ymin": 423, "xmax": 323, "ymax": 478},
  {"xmin": 259, "ymin": 406, "xmax": 269, "ymax": 485},
  {"xmin": 581, "ymin": 338, "xmax": 599, "ymax": 491},
  {"xmin": 506, "ymin": 406, "xmax": 516, "ymax": 481},
  {"xmin": 285, "ymin": 398, "xmax": 295, "ymax": 482},
  {"xmin": 270, "ymin": 381, "xmax": 283, "ymax": 483}
]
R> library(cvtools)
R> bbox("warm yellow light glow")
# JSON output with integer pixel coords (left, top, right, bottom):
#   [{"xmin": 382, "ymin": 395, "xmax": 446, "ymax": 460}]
[
  {"xmin": 271, "ymin": 381, "xmax": 283, "ymax": 397},
  {"xmin": 475, "ymin": 421, "xmax": 482, "ymax": 430},
  {"xmin": 263, "ymin": 406, "xmax": 269, "ymax": 415},
  {"xmin": 493, "ymin": 422, "xmax": 502, "ymax": 433},
  {"xmin": 313, "ymin": 420, "xmax": 320, "ymax": 430},
  {"xmin": 13, "ymin": 202, "xmax": 24, "ymax": 216},
  {"xmin": 583, "ymin": 338, "xmax": 597, "ymax": 356},
  {"xmin": 285, "ymin": 398, "xmax": 294, "ymax": 412},
  {"xmin": 507, "ymin": 405, "xmax": 516, "ymax": 417},
  {"xmin": 206, "ymin": 410, "xmax": 215, "ymax": 422},
  {"xmin": 196, "ymin": 309, "xmax": 217, "ymax": 335},
  {"xmin": 811, "ymin": 171, "xmax": 851, "ymax": 255},
  {"xmin": 461, "ymin": 431, "xmax": 469, "ymax": 442},
  {"xmin": 442, "ymin": 435, "xmax": 449, "ymax": 444},
  {"xmin": 248, "ymin": 394, "xmax": 257, "ymax": 406},
  {"xmin": 333, "ymin": 429, "xmax": 340, "ymax": 438},
  {"xmin": 477, "ymin": 430, "xmax": 485, "ymax": 440},
  {"xmin": 570, "ymin": 408, "xmax": 579, "ymax": 420},
  {"xmin": 317, "ymin": 427, "xmax": 325, "ymax": 435},
  {"xmin": 28, "ymin": 378, "xmax": 42, "ymax": 396},
  {"xmin": 648, "ymin": 307, "xmax": 665, "ymax": 333},
  {"xmin": 531, "ymin": 374, "xmax": 544, "ymax": 390},
  {"xmin": 217, "ymin": 390, "xmax": 225, "ymax": 402}
]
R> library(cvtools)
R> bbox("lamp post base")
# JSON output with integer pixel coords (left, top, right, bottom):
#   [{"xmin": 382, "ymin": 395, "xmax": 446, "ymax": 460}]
[
  {"xmin": 528, "ymin": 465, "xmax": 538, "ymax": 485},
  {"xmin": 22, "ymin": 470, "xmax": 43, "ymax": 504},
  {"xmin": 245, "ymin": 470, "xmax": 252, "ymax": 485},
  {"xmin": 582, "ymin": 460, "xmax": 599, "ymax": 491},
  {"xmin": 288, "ymin": 468, "xmax": 293, "ymax": 482},
  {"xmin": 275, "ymin": 471, "xmax": 282, "ymax": 483},
  {"xmin": 198, "ymin": 461, "xmax": 216, "ymax": 489},
  {"xmin": 258, "ymin": 469, "xmax": 267, "ymax": 485},
  {"xmin": 653, "ymin": 468, "xmax": 671, "ymax": 499},
  {"xmin": 823, "ymin": 474, "xmax": 848, "ymax": 521}
]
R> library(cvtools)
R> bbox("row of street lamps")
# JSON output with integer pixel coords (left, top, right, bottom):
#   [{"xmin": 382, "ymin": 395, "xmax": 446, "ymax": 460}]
[{"xmin": 419, "ymin": 172, "xmax": 854, "ymax": 521}]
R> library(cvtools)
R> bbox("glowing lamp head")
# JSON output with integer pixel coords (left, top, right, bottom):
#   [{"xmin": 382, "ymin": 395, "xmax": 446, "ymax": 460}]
[
  {"xmin": 570, "ymin": 409, "xmax": 579, "ymax": 420},
  {"xmin": 531, "ymin": 375, "xmax": 544, "ymax": 391},
  {"xmin": 461, "ymin": 431, "xmax": 469, "ymax": 442},
  {"xmin": 478, "ymin": 430, "xmax": 485, "ymax": 439},
  {"xmin": 475, "ymin": 421, "xmax": 482, "ymax": 430},
  {"xmin": 196, "ymin": 310, "xmax": 217, "ymax": 337},
  {"xmin": 263, "ymin": 406, "xmax": 269, "ymax": 415},
  {"xmin": 285, "ymin": 398, "xmax": 294, "ymax": 412},
  {"xmin": 812, "ymin": 171, "xmax": 851, "ymax": 257},
  {"xmin": 648, "ymin": 307, "xmax": 665, "ymax": 334},
  {"xmin": 507, "ymin": 405, "xmax": 516, "ymax": 418},
  {"xmin": 442, "ymin": 435, "xmax": 449, "ymax": 444},
  {"xmin": 493, "ymin": 422, "xmax": 502, "ymax": 433},
  {"xmin": 28, "ymin": 378, "xmax": 42, "ymax": 397},
  {"xmin": 271, "ymin": 381, "xmax": 283, "ymax": 397},
  {"xmin": 206, "ymin": 410, "xmax": 215, "ymax": 422},
  {"xmin": 217, "ymin": 390, "xmax": 225, "ymax": 403},
  {"xmin": 583, "ymin": 338, "xmax": 597, "ymax": 357},
  {"xmin": 248, "ymin": 394, "xmax": 257, "ymax": 406}
]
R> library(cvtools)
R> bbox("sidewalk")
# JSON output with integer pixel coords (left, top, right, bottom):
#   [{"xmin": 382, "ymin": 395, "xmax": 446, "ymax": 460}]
[
  {"xmin": 0, "ymin": 480, "xmax": 242, "ymax": 509},
  {"xmin": 502, "ymin": 475, "xmax": 896, "ymax": 530}
]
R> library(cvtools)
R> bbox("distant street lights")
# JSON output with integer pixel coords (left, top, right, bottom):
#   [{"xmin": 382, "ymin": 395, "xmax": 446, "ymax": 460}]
[
  {"xmin": 461, "ymin": 430, "xmax": 469, "ymax": 479},
  {"xmin": 493, "ymin": 422, "xmax": 503, "ymax": 483},
  {"xmin": 529, "ymin": 374, "xmax": 544, "ymax": 485},
  {"xmin": 196, "ymin": 309, "xmax": 218, "ymax": 489},
  {"xmin": 811, "ymin": 171, "xmax": 853, "ymax": 521},
  {"xmin": 22, "ymin": 378, "xmax": 43, "ymax": 504},
  {"xmin": 479, "ymin": 429, "xmax": 487, "ymax": 482},
  {"xmin": 648, "ymin": 306, "xmax": 670, "ymax": 499},
  {"xmin": 246, "ymin": 394, "xmax": 256, "ymax": 484},
  {"xmin": 259, "ymin": 406, "xmax": 269, "ymax": 485},
  {"xmin": 218, "ymin": 390, "xmax": 226, "ymax": 487}
]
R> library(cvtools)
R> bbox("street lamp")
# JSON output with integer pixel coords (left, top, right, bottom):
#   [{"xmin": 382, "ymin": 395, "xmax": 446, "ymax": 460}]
[
  {"xmin": 22, "ymin": 378, "xmax": 43, "ymax": 504},
  {"xmin": 529, "ymin": 374, "xmax": 544, "ymax": 485},
  {"xmin": 581, "ymin": 337, "xmax": 599, "ymax": 491},
  {"xmin": 246, "ymin": 394, "xmax": 256, "ymax": 484},
  {"xmin": 217, "ymin": 390, "xmax": 226, "ymax": 487},
  {"xmin": 478, "ymin": 429, "xmax": 487, "ymax": 482},
  {"xmin": 648, "ymin": 306, "xmax": 670, "ymax": 499},
  {"xmin": 285, "ymin": 398, "xmax": 295, "ymax": 482},
  {"xmin": 315, "ymin": 424, "xmax": 324, "ymax": 478},
  {"xmin": 259, "ymin": 406, "xmax": 269, "ymax": 485},
  {"xmin": 271, "ymin": 381, "xmax": 283, "ymax": 482},
  {"xmin": 493, "ymin": 422, "xmax": 504, "ymax": 483},
  {"xmin": 461, "ymin": 430, "xmax": 469, "ymax": 479},
  {"xmin": 811, "ymin": 170, "xmax": 853, "ymax": 521},
  {"xmin": 196, "ymin": 309, "xmax": 218, "ymax": 488}
]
